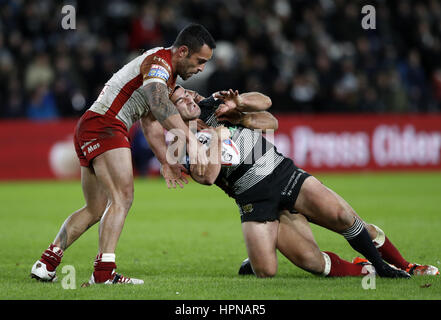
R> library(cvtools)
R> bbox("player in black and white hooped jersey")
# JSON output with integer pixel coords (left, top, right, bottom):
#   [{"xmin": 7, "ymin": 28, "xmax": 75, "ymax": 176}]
[{"xmin": 169, "ymin": 86, "xmax": 438, "ymax": 278}]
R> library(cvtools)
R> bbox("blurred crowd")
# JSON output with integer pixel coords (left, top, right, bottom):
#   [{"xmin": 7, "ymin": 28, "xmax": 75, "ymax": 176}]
[{"xmin": 1, "ymin": 0, "xmax": 441, "ymax": 120}]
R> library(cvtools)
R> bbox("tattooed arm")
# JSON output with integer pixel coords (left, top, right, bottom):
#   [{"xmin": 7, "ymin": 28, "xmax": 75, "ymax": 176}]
[
  {"xmin": 140, "ymin": 112, "xmax": 188, "ymax": 188},
  {"xmin": 141, "ymin": 82, "xmax": 188, "ymax": 132},
  {"xmin": 140, "ymin": 81, "xmax": 208, "ymax": 176}
]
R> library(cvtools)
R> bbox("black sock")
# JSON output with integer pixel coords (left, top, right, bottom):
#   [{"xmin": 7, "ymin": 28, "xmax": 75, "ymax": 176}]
[{"xmin": 342, "ymin": 217, "xmax": 385, "ymax": 268}]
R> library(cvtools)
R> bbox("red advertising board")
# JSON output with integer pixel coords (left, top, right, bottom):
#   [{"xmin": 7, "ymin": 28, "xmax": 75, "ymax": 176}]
[
  {"xmin": 0, "ymin": 114, "xmax": 440, "ymax": 180},
  {"xmin": 0, "ymin": 120, "xmax": 78, "ymax": 180},
  {"xmin": 273, "ymin": 113, "xmax": 441, "ymax": 172}
]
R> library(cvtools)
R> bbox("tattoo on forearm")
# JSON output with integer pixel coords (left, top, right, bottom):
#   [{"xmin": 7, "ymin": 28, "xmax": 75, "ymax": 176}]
[{"xmin": 142, "ymin": 82, "xmax": 178, "ymax": 123}]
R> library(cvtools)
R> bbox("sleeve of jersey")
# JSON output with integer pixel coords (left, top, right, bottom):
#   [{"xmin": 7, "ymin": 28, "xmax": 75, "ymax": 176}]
[
  {"xmin": 198, "ymin": 96, "xmax": 220, "ymax": 108},
  {"xmin": 140, "ymin": 56, "xmax": 172, "ymax": 86}
]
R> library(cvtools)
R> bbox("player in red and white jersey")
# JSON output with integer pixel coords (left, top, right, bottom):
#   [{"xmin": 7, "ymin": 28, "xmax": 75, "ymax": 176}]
[
  {"xmin": 31, "ymin": 24, "xmax": 216, "ymax": 285},
  {"xmin": 89, "ymin": 46, "xmax": 177, "ymax": 131}
]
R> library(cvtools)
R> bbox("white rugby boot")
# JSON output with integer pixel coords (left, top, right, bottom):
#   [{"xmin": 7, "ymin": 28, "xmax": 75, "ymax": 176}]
[
  {"xmin": 83, "ymin": 271, "xmax": 144, "ymax": 286},
  {"xmin": 30, "ymin": 244, "xmax": 63, "ymax": 282},
  {"xmin": 81, "ymin": 253, "xmax": 144, "ymax": 286},
  {"xmin": 31, "ymin": 260, "xmax": 57, "ymax": 282}
]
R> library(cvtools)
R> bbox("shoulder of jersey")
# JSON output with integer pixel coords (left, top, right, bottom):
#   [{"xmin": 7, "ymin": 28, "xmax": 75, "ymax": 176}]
[
  {"xmin": 146, "ymin": 48, "xmax": 173, "ymax": 74},
  {"xmin": 141, "ymin": 48, "xmax": 174, "ymax": 85}
]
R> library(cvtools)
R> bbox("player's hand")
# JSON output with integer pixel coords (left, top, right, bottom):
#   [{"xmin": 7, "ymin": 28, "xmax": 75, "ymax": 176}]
[
  {"xmin": 160, "ymin": 163, "xmax": 188, "ymax": 189},
  {"xmin": 195, "ymin": 143, "xmax": 208, "ymax": 176},
  {"xmin": 188, "ymin": 136, "xmax": 209, "ymax": 176},
  {"xmin": 214, "ymin": 89, "xmax": 243, "ymax": 117}
]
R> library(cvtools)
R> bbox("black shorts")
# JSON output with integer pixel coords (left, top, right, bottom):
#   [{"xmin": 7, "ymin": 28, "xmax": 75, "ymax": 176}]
[{"xmin": 234, "ymin": 158, "xmax": 311, "ymax": 223}]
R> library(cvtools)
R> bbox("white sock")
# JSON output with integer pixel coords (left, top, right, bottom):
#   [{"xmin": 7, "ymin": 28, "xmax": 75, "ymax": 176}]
[
  {"xmin": 101, "ymin": 253, "xmax": 116, "ymax": 263},
  {"xmin": 370, "ymin": 224, "xmax": 385, "ymax": 248},
  {"xmin": 321, "ymin": 252, "xmax": 331, "ymax": 276}
]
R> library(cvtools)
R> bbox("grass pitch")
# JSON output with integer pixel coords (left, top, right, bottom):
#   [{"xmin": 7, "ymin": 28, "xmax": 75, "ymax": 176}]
[{"xmin": 1, "ymin": 172, "xmax": 440, "ymax": 301}]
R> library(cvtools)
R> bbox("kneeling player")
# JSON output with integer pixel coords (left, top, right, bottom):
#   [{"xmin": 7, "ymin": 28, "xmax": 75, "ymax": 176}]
[{"xmin": 170, "ymin": 86, "xmax": 439, "ymax": 278}]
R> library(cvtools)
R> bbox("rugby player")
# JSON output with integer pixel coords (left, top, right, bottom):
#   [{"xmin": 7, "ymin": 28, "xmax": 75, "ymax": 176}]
[
  {"xmin": 170, "ymin": 86, "xmax": 439, "ymax": 278},
  {"xmin": 30, "ymin": 24, "xmax": 216, "ymax": 285}
]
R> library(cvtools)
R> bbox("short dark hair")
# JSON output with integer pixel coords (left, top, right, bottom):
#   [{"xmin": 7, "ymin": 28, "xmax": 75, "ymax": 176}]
[
  {"xmin": 173, "ymin": 23, "xmax": 216, "ymax": 55},
  {"xmin": 172, "ymin": 85, "xmax": 182, "ymax": 95}
]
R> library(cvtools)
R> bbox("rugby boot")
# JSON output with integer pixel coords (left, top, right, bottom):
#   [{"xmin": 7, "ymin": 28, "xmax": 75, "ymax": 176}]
[
  {"xmin": 405, "ymin": 263, "xmax": 439, "ymax": 276},
  {"xmin": 375, "ymin": 261, "xmax": 411, "ymax": 278},
  {"xmin": 238, "ymin": 258, "xmax": 255, "ymax": 276},
  {"xmin": 83, "ymin": 270, "xmax": 144, "ymax": 286},
  {"xmin": 81, "ymin": 254, "xmax": 144, "ymax": 286},
  {"xmin": 355, "ymin": 257, "xmax": 439, "ymax": 276},
  {"xmin": 31, "ymin": 260, "xmax": 57, "ymax": 282},
  {"xmin": 352, "ymin": 257, "xmax": 376, "ymax": 275},
  {"xmin": 30, "ymin": 244, "xmax": 63, "ymax": 282}
]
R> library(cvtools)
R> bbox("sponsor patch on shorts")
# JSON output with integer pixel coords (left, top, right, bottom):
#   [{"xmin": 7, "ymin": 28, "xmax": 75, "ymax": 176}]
[{"xmin": 239, "ymin": 203, "xmax": 254, "ymax": 216}]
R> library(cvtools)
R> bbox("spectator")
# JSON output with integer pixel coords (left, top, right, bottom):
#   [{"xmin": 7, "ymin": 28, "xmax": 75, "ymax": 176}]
[
  {"xmin": 24, "ymin": 53, "xmax": 54, "ymax": 93},
  {"xmin": 290, "ymin": 66, "xmax": 318, "ymax": 112},
  {"xmin": 26, "ymin": 84, "xmax": 59, "ymax": 120},
  {"xmin": 333, "ymin": 58, "xmax": 360, "ymax": 112},
  {"xmin": 400, "ymin": 50, "xmax": 431, "ymax": 111},
  {"xmin": 376, "ymin": 69, "xmax": 409, "ymax": 113},
  {"xmin": 0, "ymin": 0, "xmax": 440, "ymax": 118},
  {"xmin": 128, "ymin": 2, "xmax": 163, "ymax": 50},
  {"xmin": 432, "ymin": 68, "xmax": 441, "ymax": 110}
]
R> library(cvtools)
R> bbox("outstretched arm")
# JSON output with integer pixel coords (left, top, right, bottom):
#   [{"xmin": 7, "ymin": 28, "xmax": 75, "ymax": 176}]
[
  {"xmin": 240, "ymin": 111, "xmax": 278, "ymax": 131},
  {"xmin": 214, "ymin": 89, "xmax": 272, "ymax": 115},
  {"xmin": 212, "ymin": 89, "xmax": 276, "ymax": 131},
  {"xmin": 216, "ymin": 109, "xmax": 278, "ymax": 132},
  {"xmin": 139, "ymin": 113, "xmax": 188, "ymax": 189}
]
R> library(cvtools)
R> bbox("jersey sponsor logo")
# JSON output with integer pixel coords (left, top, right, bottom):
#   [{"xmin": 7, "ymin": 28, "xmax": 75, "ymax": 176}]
[
  {"xmin": 152, "ymin": 56, "xmax": 171, "ymax": 72},
  {"xmin": 146, "ymin": 67, "xmax": 169, "ymax": 82},
  {"xmin": 150, "ymin": 64, "xmax": 168, "ymax": 74}
]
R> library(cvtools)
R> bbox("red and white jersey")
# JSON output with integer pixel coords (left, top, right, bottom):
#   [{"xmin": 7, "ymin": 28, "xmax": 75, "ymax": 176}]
[{"xmin": 89, "ymin": 47, "xmax": 177, "ymax": 130}]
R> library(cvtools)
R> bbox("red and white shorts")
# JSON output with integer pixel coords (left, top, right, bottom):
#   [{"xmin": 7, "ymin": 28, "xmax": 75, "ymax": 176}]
[{"xmin": 74, "ymin": 111, "xmax": 131, "ymax": 167}]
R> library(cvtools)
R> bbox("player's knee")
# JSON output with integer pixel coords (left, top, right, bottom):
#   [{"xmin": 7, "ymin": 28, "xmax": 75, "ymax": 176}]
[
  {"xmin": 252, "ymin": 263, "xmax": 277, "ymax": 278},
  {"xmin": 296, "ymin": 251, "xmax": 324, "ymax": 274},
  {"xmin": 120, "ymin": 192, "xmax": 134, "ymax": 212},
  {"xmin": 254, "ymin": 268, "xmax": 277, "ymax": 278},
  {"xmin": 87, "ymin": 202, "xmax": 108, "ymax": 222},
  {"xmin": 329, "ymin": 205, "xmax": 355, "ymax": 232},
  {"xmin": 89, "ymin": 212, "xmax": 102, "ymax": 225},
  {"xmin": 112, "ymin": 186, "xmax": 134, "ymax": 213},
  {"xmin": 365, "ymin": 223, "xmax": 378, "ymax": 240}
]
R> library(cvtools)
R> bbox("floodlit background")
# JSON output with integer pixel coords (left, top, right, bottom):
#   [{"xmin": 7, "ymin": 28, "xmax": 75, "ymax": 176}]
[
  {"xmin": 1, "ymin": 0, "xmax": 440, "ymax": 302},
  {"xmin": 1, "ymin": 0, "xmax": 441, "ymax": 179},
  {"xmin": 3, "ymin": 0, "xmax": 441, "ymax": 116}
]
